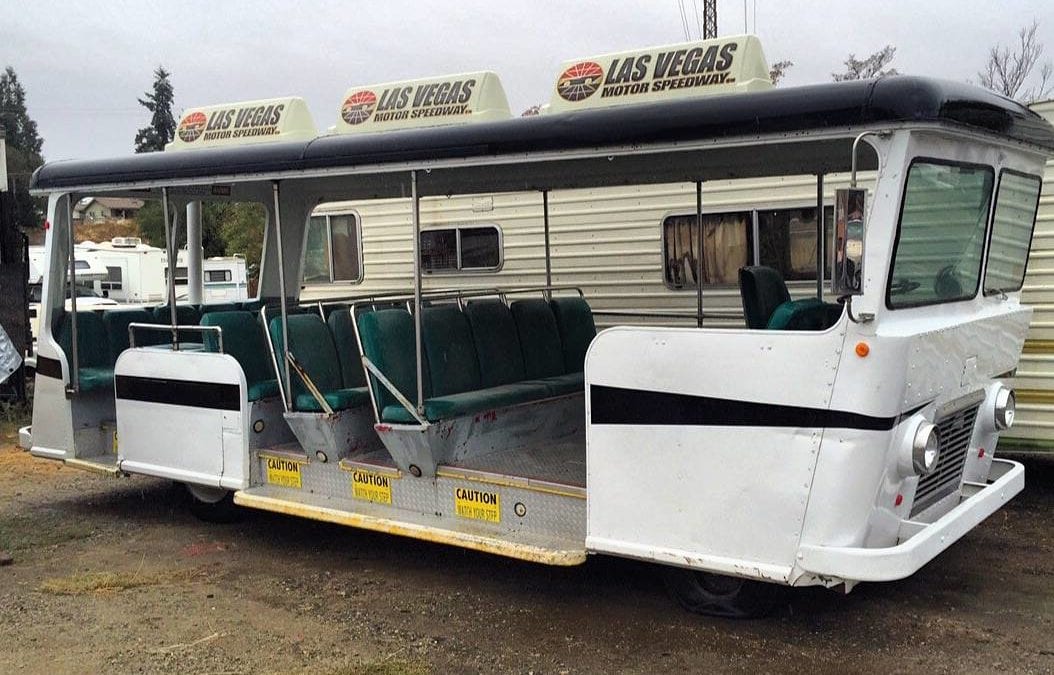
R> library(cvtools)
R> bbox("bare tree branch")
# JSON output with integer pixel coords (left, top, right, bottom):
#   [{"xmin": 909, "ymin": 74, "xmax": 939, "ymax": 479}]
[
  {"xmin": 832, "ymin": 45, "xmax": 898, "ymax": 81},
  {"xmin": 769, "ymin": 60, "xmax": 794, "ymax": 86},
  {"xmin": 978, "ymin": 19, "xmax": 1053, "ymax": 103}
]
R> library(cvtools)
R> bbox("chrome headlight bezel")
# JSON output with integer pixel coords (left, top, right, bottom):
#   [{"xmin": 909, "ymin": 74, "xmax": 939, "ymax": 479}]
[
  {"xmin": 993, "ymin": 387, "xmax": 1015, "ymax": 431},
  {"xmin": 912, "ymin": 421, "xmax": 941, "ymax": 475}
]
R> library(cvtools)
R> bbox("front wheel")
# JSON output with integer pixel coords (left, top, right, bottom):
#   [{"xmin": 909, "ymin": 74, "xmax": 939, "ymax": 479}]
[
  {"xmin": 662, "ymin": 568, "xmax": 778, "ymax": 618},
  {"xmin": 184, "ymin": 484, "xmax": 242, "ymax": 523}
]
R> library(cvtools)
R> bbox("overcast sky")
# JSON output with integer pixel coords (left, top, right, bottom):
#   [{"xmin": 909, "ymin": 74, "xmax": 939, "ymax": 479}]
[{"xmin": 3, "ymin": 0, "xmax": 1052, "ymax": 161}]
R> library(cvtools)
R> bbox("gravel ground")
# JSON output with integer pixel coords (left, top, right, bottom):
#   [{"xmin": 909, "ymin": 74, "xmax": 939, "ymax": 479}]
[{"xmin": 1, "ymin": 421, "xmax": 1053, "ymax": 674}]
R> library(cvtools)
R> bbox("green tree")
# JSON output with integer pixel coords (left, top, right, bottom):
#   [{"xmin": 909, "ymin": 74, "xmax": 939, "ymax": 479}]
[
  {"xmin": 1, "ymin": 66, "xmax": 45, "ymax": 230},
  {"xmin": 217, "ymin": 202, "xmax": 266, "ymax": 281},
  {"xmin": 134, "ymin": 67, "xmax": 176, "ymax": 153}
]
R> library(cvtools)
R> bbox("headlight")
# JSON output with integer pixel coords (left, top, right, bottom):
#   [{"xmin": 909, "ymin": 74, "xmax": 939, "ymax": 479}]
[
  {"xmin": 994, "ymin": 387, "xmax": 1015, "ymax": 431},
  {"xmin": 912, "ymin": 422, "xmax": 941, "ymax": 475}
]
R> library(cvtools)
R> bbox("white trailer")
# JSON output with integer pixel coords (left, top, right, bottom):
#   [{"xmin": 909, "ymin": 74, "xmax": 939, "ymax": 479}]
[{"xmin": 19, "ymin": 36, "xmax": 1051, "ymax": 616}]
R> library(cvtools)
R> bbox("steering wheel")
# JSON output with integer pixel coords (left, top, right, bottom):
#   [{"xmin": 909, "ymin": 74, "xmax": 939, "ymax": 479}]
[{"xmin": 889, "ymin": 277, "xmax": 921, "ymax": 295}]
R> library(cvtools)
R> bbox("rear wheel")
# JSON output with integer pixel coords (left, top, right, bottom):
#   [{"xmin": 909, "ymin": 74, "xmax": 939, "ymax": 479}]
[
  {"xmin": 662, "ymin": 568, "xmax": 778, "ymax": 618},
  {"xmin": 185, "ymin": 484, "xmax": 242, "ymax": 523}
]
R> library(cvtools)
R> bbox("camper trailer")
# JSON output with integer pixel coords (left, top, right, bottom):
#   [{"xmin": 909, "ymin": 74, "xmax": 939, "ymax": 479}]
[{"xmin": 19, "ymin": 36, "xmax": 1052, "ymax": 616}]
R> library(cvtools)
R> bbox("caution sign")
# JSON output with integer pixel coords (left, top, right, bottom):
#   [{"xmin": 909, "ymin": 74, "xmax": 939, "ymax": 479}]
[
  {"xmin": 454, "ymin": 487, "xmax": 500, "ymax": 523},
  {"xmin": 351, "ymin": 469, "xmax": 393, "ymax": 505},
  {"xmin": 265, "ymin": 456, "xmax": 304, "ymax": 489}
]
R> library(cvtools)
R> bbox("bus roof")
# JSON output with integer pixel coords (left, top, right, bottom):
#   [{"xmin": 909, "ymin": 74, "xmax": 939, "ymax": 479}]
[{"xmin": 31, "ymin": 76, "xmax": 1054, "ymax": 194}]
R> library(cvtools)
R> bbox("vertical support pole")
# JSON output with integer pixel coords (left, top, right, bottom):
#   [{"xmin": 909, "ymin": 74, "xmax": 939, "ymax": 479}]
[
  {"xmin": 272, "ymin": 181, "xmax": 292, "ymax": 410},
  {"xmin": 186, "ymin": 201, "xmax": 203, "ymax": 305},
  {"xmin": 816, "ymin": 174, "xmax": 825, "ymax": 300},
  {"xmin": 411, "ymin": 171, "xmax": 424, "ymax": 415},
  {"xmin": 695, "ymin": 181, "xmax": 704, "ymax": 328},
  {"xmin": 542, "ymin": 190, "xmax": 552, "ymax": 300},
  {"xmin": 162, "ymin": 188, "xmax": 179, "ymax": 349},
  {"xmin": 66, "ymin": 195, "xmax": 79, "ymax": 393}
]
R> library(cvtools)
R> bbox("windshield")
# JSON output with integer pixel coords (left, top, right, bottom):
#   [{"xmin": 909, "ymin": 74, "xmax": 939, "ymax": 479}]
[
  {"xmin": 887, "ymin": 160, "xmax": 994, "ymax": 309},
  {"xmin": 984, "ymin": 171, "xmax": 1042, "ymax": 295}
]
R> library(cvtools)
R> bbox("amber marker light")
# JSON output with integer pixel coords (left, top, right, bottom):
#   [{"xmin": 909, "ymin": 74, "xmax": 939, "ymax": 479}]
[{"xmin": 855, "ymin": 342, "xmax": 870, "ymax": 357}]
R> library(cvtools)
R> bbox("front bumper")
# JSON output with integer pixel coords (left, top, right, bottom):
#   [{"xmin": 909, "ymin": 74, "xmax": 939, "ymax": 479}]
[{"xmin": 796, "ymin": 458, "xmax": 1024, "ymax": 583}]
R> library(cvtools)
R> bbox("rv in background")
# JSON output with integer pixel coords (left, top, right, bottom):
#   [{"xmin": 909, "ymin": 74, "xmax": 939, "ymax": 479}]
[{"xmin": 1006, "ymin": 99, "xmax": 1054, "ymax": 451}]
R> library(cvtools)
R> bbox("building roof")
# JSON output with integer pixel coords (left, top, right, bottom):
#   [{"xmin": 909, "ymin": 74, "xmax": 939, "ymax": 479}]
[
  {"xmin": 73, "ymin": 196, "xmax": 146, "ymax": 213},
  {"xmin": 32, "ymin": 76, "xmax": 1054, "ymax": 193}
]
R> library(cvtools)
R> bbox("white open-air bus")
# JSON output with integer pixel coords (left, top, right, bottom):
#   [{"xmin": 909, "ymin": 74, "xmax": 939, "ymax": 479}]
[{"xmin": 20, "ymin": 36, "xmax": 1054, "ymax": 616}]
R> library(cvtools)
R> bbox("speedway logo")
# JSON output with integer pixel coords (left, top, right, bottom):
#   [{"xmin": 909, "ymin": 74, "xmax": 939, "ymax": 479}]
[
  {"xmin": 341, "ymin": 90, "xmax": 378, "ymax": 125},
  {"xmin": 556, "ymin": 61, "xmax": 604, "ymax": 102},
  {"xmin": 177, "ymin": 112, "xmax": 207, "ymax": 143}
]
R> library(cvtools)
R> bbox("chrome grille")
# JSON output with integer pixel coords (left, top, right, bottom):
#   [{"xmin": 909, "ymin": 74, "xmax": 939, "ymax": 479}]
[{"xmin": 910, "ymin": 405, "xmax": 979, "ymax": 517}]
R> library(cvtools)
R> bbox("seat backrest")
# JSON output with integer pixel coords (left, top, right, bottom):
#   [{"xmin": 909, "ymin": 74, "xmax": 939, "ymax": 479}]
[
  {"xmin": 464, "ymin": 300, "xmax": 526, "ymax": 387},
  {"xmin": 549, "ymin": 297, "xmax": 597, "ymax": 373},
  {"xmin": 202, "ymin": 311, "xmax": 275, "ymax": 387},
  {"xmin": 199, "ymin": 302, "xmax": 238, "ymax": 314},
  {"xmin": 510, "ymin": 299, "xmax": 565, "ymax": 379},
  {"xmin": 56, "ymin": 311, "xmax": 111, "ymax": 369},
  {"xmin": 152, "ymin": 304, "xmax": 202, "ymax": 326},
  {"xmin": 103, "ymin": 308, "xmax": 156, "ymax": 356},
  {"xmin": 238, "ymin": 299, "xmax": 265, "ymax": 313},
  {"xmin": 268, "ymin": 314, "xmax": 343, "ymax": 402},
  {"xmin": 422, "ymin": 305, "xmax": 481, "ymax": 397},
  {"xmin": 738, "ymin": 266, "xmax": 791, "ymax": 329},
  {"xmin": 357, "ymin": 308, "xmax": 430, "ymax": 413},
  {"xmin": 327, "ymin": 308, "xmax": 367, "ymax": 388}
]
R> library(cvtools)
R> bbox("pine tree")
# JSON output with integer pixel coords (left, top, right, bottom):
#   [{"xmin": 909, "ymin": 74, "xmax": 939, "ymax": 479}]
[
  {"xmin": 0, "ymin": 66, "xmax": 45, "ymax": 230},
  {"xmin": 134, "ymin": 67, "xmax": 176, "ymax": 153}
]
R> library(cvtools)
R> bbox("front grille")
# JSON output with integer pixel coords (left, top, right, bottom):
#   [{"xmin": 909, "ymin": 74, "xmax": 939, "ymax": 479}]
[{"xmin": 910, "ymin": 405, "xmax": 979, "ymax": 517}]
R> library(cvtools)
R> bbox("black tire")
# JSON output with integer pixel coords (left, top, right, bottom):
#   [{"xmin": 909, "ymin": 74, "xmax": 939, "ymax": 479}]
[
  {"xmin": 185, "ymin": 484, "xmax": 242, "ymax": 524},
  {"xmin": 662, "ymin": 568, "xmax": 778, "ymax": 618}
]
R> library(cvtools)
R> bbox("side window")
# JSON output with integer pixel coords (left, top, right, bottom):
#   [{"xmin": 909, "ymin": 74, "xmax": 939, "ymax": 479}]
[
  {"xmin": 757, "ymin": 206, "xmax": 835, "ymax": 281},
  {"xmin": 420, "ymin": 225, "xmax": 502, "ymax": 273},
  {"xmin": 984, "ymin": 171, "xmax": 1042, "ymax": 295},
  {"xmin": 663, "ymin": 212, "xmax": 752, "ymax": 288},
  {"xmin": 102, "ymin": 266, "xmax": 123, "ymax": 290},
  {"xmin": 164, "ymin": 266, "xmax": 189, "ymax": 286},
  {"xmin": 303, "ymin": 212, "xmax": 363, "ymax": 284},
  {"xmin": 205, "ymin": 270, "xmax": 232, "ymax": 283}
]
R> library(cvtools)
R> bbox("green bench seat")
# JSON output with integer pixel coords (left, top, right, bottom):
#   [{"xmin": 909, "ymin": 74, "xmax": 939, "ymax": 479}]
[
  {"xmin": 201, "ymin": 310, "xmax": 279, "ymax": 402},
  {"xmin": 268, "ymin": 313, "xmax": 368, "ymax": 413},
  {"xmin": 56, "ymin": 311, "xmax": 114, "ymax": 393}
]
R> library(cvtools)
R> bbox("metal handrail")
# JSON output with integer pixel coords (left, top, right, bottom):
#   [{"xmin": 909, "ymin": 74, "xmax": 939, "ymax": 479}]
[
  {"xmin": 127, "ymin": 322, "xmax": 224, "ymax": 351},
  {"xmin": 361, "ymin": 356, "xmax": 428, "ymax": 427},
  {"xmin": 348, "ymin": 285, "xmax": 584, "ymax": 319},
  {"xmin": 590, "ymin": 308, "xmax": 744, "ymax": 320}
]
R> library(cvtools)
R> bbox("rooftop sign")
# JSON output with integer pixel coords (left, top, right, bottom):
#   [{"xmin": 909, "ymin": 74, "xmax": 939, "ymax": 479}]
[
  {"xmin": 333, "ymin": 71, "xmax": 511, "ymax": 134},
  {"xmin": 547, "ymin": 35, "xmax": 772, "ymax": 114},
  {"xmin": 166, "ymin": 97, "xmax": 317, "ymax": 151}
]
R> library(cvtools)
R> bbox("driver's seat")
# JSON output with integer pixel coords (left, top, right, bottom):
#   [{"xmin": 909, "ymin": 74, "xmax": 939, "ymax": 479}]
[{"xmin": 738, "ymin": 266, "xmax": 790, "ymax": 329}]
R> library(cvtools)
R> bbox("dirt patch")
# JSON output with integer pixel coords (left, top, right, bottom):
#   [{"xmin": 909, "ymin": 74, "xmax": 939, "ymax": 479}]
[{"xmin": 1, "ymin": 440, "xmax": 1053, "ymax": 673}]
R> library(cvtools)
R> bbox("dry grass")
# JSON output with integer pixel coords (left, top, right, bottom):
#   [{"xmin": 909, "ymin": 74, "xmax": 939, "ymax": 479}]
[
  {"xmin": 326, "ymin": 660, "xmax": 430, "ymax": 675},
  {"xmin": 38, "ymin": 569, "xmax": 175, "ymax": 595}
]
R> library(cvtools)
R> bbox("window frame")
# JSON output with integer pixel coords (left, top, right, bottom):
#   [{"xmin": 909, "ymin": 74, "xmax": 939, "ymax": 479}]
[
  {"xmin": 982, "ymin": 168, "xmax": 1043, "ymax": 297},
  {"xmin": 205, "ymin": 269, "xmax": 233, "ymax": 284},
  {"xmin": 420, "ymin": 224, "xmax": 504, "ymax": 275},
  {"xmin": 661, "ymin": 204, "xmax": 833, "ymax": 290},
  {"xmin": 301, "ymin": 210, "xmax": 364, "ymax": 285},
  {"xmin": 885, "ymin": 157, "xmax": 996, "ymax": 311}
]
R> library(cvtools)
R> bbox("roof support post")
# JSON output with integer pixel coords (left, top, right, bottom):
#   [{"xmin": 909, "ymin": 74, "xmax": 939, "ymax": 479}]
[
  {"xmin": 543, "ymin": 190, "xmax": 552, "ymax": 301},
  {"xmin": 272, "ymin": 181, "xmax": 292, "ymax": 410},
  {"xmin": 186, "ymin": 201, "xmax": 203, "ymax": 305},
  {"xmin": 816, "ymin": 173, "xmax": 824, "ymax": 300},
  {"xmin": 411, "ymin": 170, "xmax": 424, "ymax": 416},
  {"xmin": 696, "ymin": 181, "xmax": 704, "ymax": 328},
  {"xmin": 162, "ymin": 187, "xmax": 179, "ymax": 349},
  {"xmin": 65, "ymin": 194, "xmax": 79, "ymax": 393}
]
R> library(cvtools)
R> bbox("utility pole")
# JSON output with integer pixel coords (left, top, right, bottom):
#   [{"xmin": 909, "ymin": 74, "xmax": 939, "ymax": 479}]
[{"xmin": 703, "ymin": 0, "xmax": 717, "ymax": 39}]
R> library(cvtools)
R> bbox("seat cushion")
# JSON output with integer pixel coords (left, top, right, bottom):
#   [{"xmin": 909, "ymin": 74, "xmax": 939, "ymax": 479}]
[
  {"xmin": 247, "ymin": 379, "xmax": 280, "ymax": 401},
  {"xmin": 268, "ymin": 313, "xmax": 345, "ymax": 411},
  {"xmin": 57, "ymin": 311, "xmax": 112, "ymax": 369},
  {"xmin": 294, "ymin": 387, "xmax": 371, "ymax": 413},
  {"xmin": 464, "ymin": 300, "xmax": 526, "ymax": 387},
  {"xmin": 201, "ymin": 311, "xmax": 276, "ymax": 391},
  {"xmin": 380, "ymin": 382, "xmax": 551, "ymax": 423},
  {"xmin": 422, "ymin": 305, "xmax": 480, "ymax": 397},
  {"xmin": 78, "ymin": 366, "xmax": 115, "ymax": 393},
  {"xmin": 103, "ymin": 308, "xmax": 156, "ymax": 354},
  {"xmin": 358, "ymin": 309, "xmax": 430, "ymax": 414},
  {"xmin": 549, "ymin": 297, "xmax": 597, "ymax": 373},
  {"xmin": 327, "ymin": 309, "xmax": 367, "ymax": 388},
  {"xmin": 525, "ymin": 371, "xmax": 584, "ymax": 396},
  {"xmin": 511, "ymin": 299, "xmax": 565, "ymax": 379},
  {"xmin": 766, "ymin": 298, "xmax": 839, "ymax": 331}
]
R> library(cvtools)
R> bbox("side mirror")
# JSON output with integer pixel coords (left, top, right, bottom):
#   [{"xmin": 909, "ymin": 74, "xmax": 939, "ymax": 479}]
[{"xmin": 832, "ymin": 188, "xmax": 866, "ymax": 296}]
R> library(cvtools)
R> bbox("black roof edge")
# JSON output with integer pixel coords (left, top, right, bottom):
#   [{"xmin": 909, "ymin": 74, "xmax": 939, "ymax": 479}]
[{"xmin": 30, "ymin": 76, "xmax": 1054, "ymax": 192}]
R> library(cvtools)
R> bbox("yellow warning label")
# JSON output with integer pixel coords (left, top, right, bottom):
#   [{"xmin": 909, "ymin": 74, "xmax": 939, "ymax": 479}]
[
  {"xmin": 112, "ymin": 431, "xmax": 118, "ymax": 455},
  {"xmin": 351, "ymin": 469, "xmax": 393, "ymax": 505},
  {"xmin": 454, "ymin": 487, "xmax": 500, "ymax": 523},
  {"xmin": 265, "ymin": 456, "xmax": 303, "ymax": 488}
]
